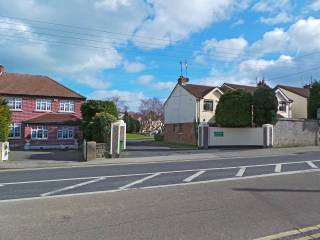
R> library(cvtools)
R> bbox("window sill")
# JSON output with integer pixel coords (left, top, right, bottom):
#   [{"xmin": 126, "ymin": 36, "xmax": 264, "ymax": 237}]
[
  {"xmin": 31, "ymin": 139, "xmax": 48, "ymax": 141},
  {"xmin": 57, "ymin": 138, "xmax": 74, "ymax": 140},
  {"xmin": 8, "ymin": 137, "xmax": 22, "ymax": 140},
  {"xmin": 58, "ymin": 111, "xmax": 75, "ymax": 113},
  {"xmin": 34, "ymin": 110, "xmax": 52, "ymax": 113},
  {"xmin": 10, "ymin": 109, "xmax": 23, "ymax": 112}
]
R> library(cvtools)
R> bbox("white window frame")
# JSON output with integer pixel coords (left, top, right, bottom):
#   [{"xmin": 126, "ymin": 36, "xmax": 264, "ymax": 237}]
[
  {"xmin": 6, "ymin": 97, "xmax": 22, "ymax": 110},
  {"xmin": 31, "ymin": 126, "xmax": 48, "ymax": 140},
  {"xmin": 8, "ymin": 123, "xmax": 22, "ymax": 139},
  {"xmin": 57, "ymin": 127, "xmax": 74, "ymax": 140},
  {"xmin": 59, "ymin": 100, "xmax": 75, "ymax": 112},
  {"xmin": 36, "ymin": 99, "xmax": 52, "ymax": 112},
  {"xmin": 278, "ymin": 102, "xmax": 287, "ymax": 112},
  {"xmin": 203, "ymin": 100, "xmax": 214, "ymax": 112}
]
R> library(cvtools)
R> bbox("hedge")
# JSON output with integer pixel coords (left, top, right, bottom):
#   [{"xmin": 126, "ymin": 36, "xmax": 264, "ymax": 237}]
[
  {"xmin": 215, "ymin": 89, "xmax": 252, "ymax": 127},
  {"xmin": 0, "ymin": 97, "xmax": 11, "ymax": 142},
  {"xmin": 308, "ymin": 81, "xmax": 320, "ymax": 119}
]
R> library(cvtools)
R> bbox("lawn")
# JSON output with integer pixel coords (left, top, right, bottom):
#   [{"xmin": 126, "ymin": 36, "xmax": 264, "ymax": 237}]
[{"xmin": 126, "ymin": 133, "xmax": 154, "ymax": 139}]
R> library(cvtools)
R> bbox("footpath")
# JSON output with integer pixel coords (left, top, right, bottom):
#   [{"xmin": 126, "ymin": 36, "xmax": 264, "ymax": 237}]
[{"xmin": 0, "ymin": 146, "xmax": 319, "ymax": 170}]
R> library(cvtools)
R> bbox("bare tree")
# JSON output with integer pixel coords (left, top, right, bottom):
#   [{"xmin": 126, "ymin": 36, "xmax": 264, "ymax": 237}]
[
  {"xmin": 107, "ymin": 95, "xmax": 126, "ymax": 112},
  {"xmin": 139, "ymin": 97, "xmax": 164, "ymax": 121}
]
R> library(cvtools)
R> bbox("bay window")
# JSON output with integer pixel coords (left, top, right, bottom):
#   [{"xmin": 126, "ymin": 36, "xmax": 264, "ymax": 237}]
[
  {"xmin": 8, "ymin": 123, "xmax": 21, "ymax": 138},
  {"xmin": 31, "ymin": 126, "xmax": 48, "ymax": 140},
  {"xmin": 57, "ymin": 128, "xmax": 74, "ymax": 139}
]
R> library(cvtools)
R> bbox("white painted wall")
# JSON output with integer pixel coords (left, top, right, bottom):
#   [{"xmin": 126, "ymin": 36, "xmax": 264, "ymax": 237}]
[
  {"xmin": 164, "ymin": 85, "xmax": 197, "ymax": 124},
  {"xmin": 279, "ymin": 88, "xmax": 308, "ymax": 119},
  {"xmin": 275, "ymin": 90, "xmax": 292, "ymax": 118},
  {"xmin": 199, "ymin": 89, "xmax": 222, "ymax": 123},
  {"xmin": 208, "ymin": 127, "xmax": 264, "ymax": 146}
]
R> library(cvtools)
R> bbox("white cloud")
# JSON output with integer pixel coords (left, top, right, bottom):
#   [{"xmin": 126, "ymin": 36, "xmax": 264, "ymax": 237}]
[
  {"xmin": 252, "ymin": 0, "xmax": 291, "ymax": 12},
  {"xmin": 260, "ymin": 12, "xmax": 293, "ymax": 25},
  {"xmin": 309, "ymin": 0, "xmax": 320, "ymax": 11},
  {"xmin": 133, "ymin": 0, "xmax": 249, "ymax": 48},
  {"xmin": 152, "ymin": 81, "xmax": 176, "ymax": 90},
  {"xmin": 232, "ymin": 19, "xmax": 245, "ymax": 27},
  {"xmin": 123, "ymin": 61, "xmax": 146, "ymax": 73},
  {"xmin": 195, "ymin": 37, "xmax": 248, "ymax": 63},
  {"xmin": 95, "ymin": 0, "xmax": 130, "ymax": 11},
  {"xmin": 136, "ymin": 74, "xmax": 154, "ymax": 85},
  {"xmin": 88, "ymin": 89, "xmax": 146, "ymax": 111},
  {"xmin": 136, "ymin": 74, "xmax": 175, "ymax": 90}
]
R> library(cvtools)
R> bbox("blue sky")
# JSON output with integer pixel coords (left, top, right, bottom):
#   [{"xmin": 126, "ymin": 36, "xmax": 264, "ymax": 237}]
[{"xmin": 0, "ymin": 0, "xmax": 320, "ymax": 110}]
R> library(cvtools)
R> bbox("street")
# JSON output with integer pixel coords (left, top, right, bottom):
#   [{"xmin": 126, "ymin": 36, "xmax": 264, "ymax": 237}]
[{"xmin": 0, "ymin": 152, "xmax": 320, "ymax": 239}]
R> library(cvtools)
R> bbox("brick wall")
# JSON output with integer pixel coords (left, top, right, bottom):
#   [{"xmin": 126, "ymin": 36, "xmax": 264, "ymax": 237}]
[
  {"xmin": 164, "ymin": 123, "xmax": 197, "ymax": 145},
  {"xmin": 8, "ymin": 96, "xmax": 84, "ymax": 124}
]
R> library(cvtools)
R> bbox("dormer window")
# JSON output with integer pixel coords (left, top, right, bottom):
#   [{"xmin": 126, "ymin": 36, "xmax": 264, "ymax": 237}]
[
  {"xmin": 60, "ymin": 100, "xmax": 75, "ymax": 112},
  {"xmin": 203, "ymin": 100, "xmax": 214, "ymax": 112},
  {"xmin": 6, "ymin": 97, "xmax": 22, "ymax": 110},
  {"xmin": 279, "ymin": 102, "xmax": 287, "ymax": 112},
  {"xmin": 36, "ymin": 99, "xmax": 52, "ymax": 111}
]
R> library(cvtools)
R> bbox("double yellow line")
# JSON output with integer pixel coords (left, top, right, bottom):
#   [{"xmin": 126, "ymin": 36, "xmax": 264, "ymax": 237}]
[{"xmin": 255, "ymin": 224, "xmax": 320, "ymax": 240}]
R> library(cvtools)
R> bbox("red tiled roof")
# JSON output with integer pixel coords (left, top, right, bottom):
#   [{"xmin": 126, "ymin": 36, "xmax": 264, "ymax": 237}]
[
  {"xmin": 0, "ymin": 73, "xmax": 85, "ymax": 99},
  {"xmin": 24, "ymin": 113, "xmax": 81, "ymax": 125},
  {"xmin": 181, "ymin": 84, "xmax": 217, "ymax": 98},
  {"xmin": 276, "ymin": 85, "xmax": 310, "ymax": 98},
  {"xmin": 221, "ymin": 83, "xmax": 257, "ymax": 95}
]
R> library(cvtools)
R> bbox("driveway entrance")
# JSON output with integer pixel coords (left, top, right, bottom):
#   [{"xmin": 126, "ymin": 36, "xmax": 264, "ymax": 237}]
[{"xmin": 9, "ymin": 149, "xmax": 82, "ymax": 162}]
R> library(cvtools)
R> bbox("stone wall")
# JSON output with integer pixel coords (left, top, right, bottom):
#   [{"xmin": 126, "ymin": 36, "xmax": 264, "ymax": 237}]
[
  {"xmin": 164, "ymin": 123, "xmax": 197, "ymax": 145},
  {"xmin": 96, "ymin": 143, "xmax": 109, "ymax": 158},
  {"xmin": 273, "ymin": 119, "xmax": 319, "ymax": 147}
]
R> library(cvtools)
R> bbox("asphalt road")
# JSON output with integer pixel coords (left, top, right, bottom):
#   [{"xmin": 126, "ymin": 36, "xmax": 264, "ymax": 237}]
[
  {"xmin": 1, "ymin": 169, "xmax": 320, "ymax": 240},
  {"xmin": 0, "ymin": 151, "xmax": 319, "ymax": 201}
]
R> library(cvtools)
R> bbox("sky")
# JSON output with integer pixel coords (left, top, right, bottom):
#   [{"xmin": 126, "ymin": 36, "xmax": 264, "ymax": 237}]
[{"xmin": 0, "ymin": 0, "xmax": 320, "ymax": 111}]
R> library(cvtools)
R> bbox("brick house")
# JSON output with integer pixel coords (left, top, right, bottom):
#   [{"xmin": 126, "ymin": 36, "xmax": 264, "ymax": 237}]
[
  {"xmin": 0, "ymin": 65, "xmax": 86, "ymax": 149},
  {"xmin": 164, "ymin": 76, "xmax": 223, "ymax": 145}
]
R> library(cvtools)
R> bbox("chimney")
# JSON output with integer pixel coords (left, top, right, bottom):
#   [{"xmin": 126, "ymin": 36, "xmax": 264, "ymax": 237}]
[
  {"xmin": 0, "ymin": 65, "xmax": 4, "ymax": 77},
  {"xmin": 303, "ymin": 84, "xmax": 311, "ymax": 89},
  {"xmin": 178, "ymin": 75, "xmax": 189, "ymax": 85}
]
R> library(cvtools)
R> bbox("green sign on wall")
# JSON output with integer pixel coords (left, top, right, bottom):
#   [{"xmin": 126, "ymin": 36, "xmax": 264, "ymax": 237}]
[{"xmin": 214, "ymin": 131, "xmax": 224, "ymax": 137}]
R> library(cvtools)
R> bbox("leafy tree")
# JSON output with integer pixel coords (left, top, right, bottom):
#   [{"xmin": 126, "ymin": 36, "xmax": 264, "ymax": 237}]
[
  {"xmin": 124, "ymin": 111, "xmax": 141, "ymax": 133},
  {"xmin": 308, "ymin": 81, "xmax": 320, "ymax": 119},
  {"xmin": 86, "ymin": 111, "xmax": 117, "ymax": 142},
  {"xmin": 81, "ymin": 100, "xmax": 118, "ymax": 140},
  {"xmin": 253, "ymin": 85, "xmax": 278, "ymax": 126},
  {"xmin": 0, "ymin": 97, "xmax": 11, "ymax": 142},
  {"xmin": 215, "ymin": 89, "xmax": 252, "ymax": 127}
]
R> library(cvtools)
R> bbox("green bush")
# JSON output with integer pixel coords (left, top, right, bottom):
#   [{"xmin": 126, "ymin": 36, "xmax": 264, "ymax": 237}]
[
  {"xmin": 308, "ymin": 81, "xmax": 320, "ymax": 119},
  {"xmin": 123, "ymin": 111, "xmax": 140, "ymax": 133},
  {"xmin": 0, "ymin": 97, "xmax": 11, "ymax": 142},
  {"xmin": 81, "ymin": 100, "xmax": 118, "ymax": 140},
  {"xmin": 253, "ymin": 85, "xmax": 278, "ymax": 126},
  {"xmin": 154, "ymin": 133, "xmax": 164, "ymax": 142},
  {"xmin": 215, "ymin": 89, "xmax": 252, "ymax": 127},
  {"xmin": 86, "ymin": 111, "xmax": 117, "ymax": 142}
]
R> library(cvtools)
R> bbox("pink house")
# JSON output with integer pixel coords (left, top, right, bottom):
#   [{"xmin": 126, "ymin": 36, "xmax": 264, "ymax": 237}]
[{"xmin": 0, "ymin": 65, "xmax": 86, "ymax": 149}]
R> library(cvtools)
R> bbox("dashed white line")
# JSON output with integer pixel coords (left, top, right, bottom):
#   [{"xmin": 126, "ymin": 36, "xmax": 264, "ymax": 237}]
[
  {"xmin": 183, "ymin": 170, "xmax": 206, "ymax": 182},
  {"xmin": 306, "ymin": 161, "xmax": 319, "ymax": 169},
  {"xmin": 275, "ymin": 164, "xmax": 282, "ymax": 173},
  {"xmin": 119, "ymin": 173, "xmax": 161, "ymax": 190},
  {"xmin": 40, "ymin": 177, "xmax": 107, "ymax": 197},
  {"xmin": 236, "ymin": 167, "xmax": 246, "ymax": 177}
]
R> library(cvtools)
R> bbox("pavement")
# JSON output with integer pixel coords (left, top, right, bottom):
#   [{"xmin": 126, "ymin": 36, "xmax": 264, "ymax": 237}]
[
  {"xmin": 0, "ymin": 167, "xmax": 320, "ymax": 240},
  {"xmin": 1, "ymin": 145, "xmax": 320, "ymax": 170}
]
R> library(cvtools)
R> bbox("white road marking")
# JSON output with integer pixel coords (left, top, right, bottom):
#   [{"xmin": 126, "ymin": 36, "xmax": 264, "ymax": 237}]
[
  {"xmin": 1, "ymin": 159, "xmax": 320, "ymax": 187},
  {"xmin": 183, "ymin": 170, "xmax": 206, "ymax": 182},
  {"xmin": 275, "ymin": 164, "xmax": 282, "ymax": 173},
  {"xmin": 236, "ymin": 167, "xmax": 246, "ymax": 177},
  {"xmin": 306, "ymin": 161, "xmax": 319, "ymax": 169},
  {"xmin": 119, "ymin": 173, "xmax": 161, "ymax": 190},
  {"xmin": 40, "ymin": 177, "xmax": 107, "ymax": 197},
  {"xmin": 1, "ymin": 168, "xmax": 319, "ymax": 203}
]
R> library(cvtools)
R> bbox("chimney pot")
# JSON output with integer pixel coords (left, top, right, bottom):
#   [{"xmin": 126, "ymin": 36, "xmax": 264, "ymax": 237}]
[
  {"xmin": 0, "ymin": 65, "xmax": 4, "ymax": 76},
  {"xmin": 178, "ymin": 75, "xmax": 189, "ymax": 85},
  {"xmin": 304, "ymin": 84, "xmax": 311, "ymax": 89}
]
